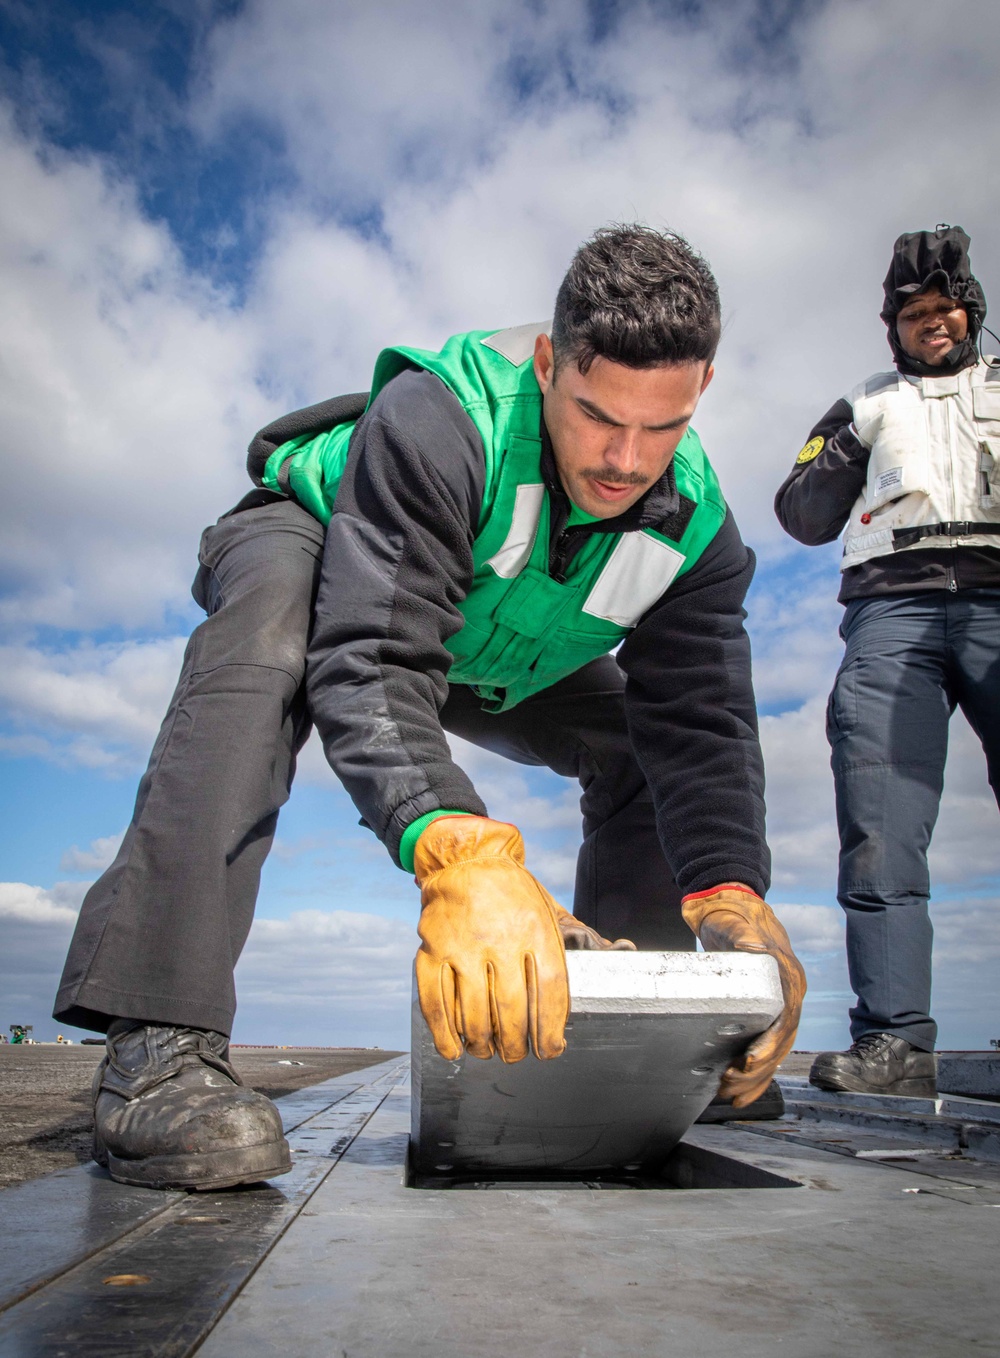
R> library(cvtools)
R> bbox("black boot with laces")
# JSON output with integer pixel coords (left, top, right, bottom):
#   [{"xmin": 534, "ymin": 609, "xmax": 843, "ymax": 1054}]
[
  {"xmin": 93, "ymin": 1020, "xmax": 292, "ymax": 1190},
  {"xmin": 809, "ymin": 1032, "xmax": 937, "ymax": 1097}
]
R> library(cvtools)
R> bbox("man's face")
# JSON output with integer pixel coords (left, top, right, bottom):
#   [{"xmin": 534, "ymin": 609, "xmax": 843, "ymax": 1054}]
[
  {"xmin": 895, "ymin": 286, "xmax": 969, "ymax": 367},
  {"xmin": 533, "ymin": 334, "xmax": 714, "ymax": 519}
]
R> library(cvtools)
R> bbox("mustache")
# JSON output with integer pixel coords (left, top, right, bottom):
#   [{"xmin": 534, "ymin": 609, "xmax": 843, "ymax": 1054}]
[{"xmin": 580, "ymin": 468, "xmax": 650, "ymax": 487}]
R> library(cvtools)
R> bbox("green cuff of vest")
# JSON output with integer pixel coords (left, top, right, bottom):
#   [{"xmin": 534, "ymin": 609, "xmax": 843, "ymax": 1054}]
[{"xmin": 398, "ymin": 810, "xmax": 473, "ymax": 874}]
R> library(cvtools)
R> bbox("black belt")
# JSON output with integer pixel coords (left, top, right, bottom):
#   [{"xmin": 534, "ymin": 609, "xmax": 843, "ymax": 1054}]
[{"xmin": 893, "ymin": 521, "xmax": 1000, "ymax": 550}]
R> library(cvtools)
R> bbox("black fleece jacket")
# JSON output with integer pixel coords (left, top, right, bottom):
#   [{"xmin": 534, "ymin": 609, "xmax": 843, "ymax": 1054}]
[{"xmin": 291, "ymin": 368, "xmax": 769, "ymax": 896}]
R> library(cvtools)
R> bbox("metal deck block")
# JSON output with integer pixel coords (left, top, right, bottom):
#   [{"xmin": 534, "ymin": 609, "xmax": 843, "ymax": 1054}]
[
  {"xmin": 411, "ymin": 950, "xmax": 783, "ymax": 1176},
  {"xmin": 938, "ymin": 1051, "xmax": 1000, "ymax": 1100}
]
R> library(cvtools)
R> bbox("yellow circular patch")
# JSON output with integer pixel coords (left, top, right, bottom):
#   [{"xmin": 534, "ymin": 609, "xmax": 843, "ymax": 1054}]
[{"xmin": 796, "ymin": 436, "xmax": 825, "ymax": 465}]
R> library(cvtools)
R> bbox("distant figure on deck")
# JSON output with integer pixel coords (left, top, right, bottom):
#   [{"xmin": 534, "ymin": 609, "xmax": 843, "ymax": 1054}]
[{"xmin": 775, "ymin": 225, "xmax": 1000, "ymax": 1097}]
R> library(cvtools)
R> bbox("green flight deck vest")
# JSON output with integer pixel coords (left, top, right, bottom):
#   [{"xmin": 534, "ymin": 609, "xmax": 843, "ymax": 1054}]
[{"xmin": 262, "ymin": 323, "xmax": 727, "ymax": 711}]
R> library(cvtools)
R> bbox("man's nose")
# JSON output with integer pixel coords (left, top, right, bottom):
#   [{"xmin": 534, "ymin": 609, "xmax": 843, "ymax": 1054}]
[{"xmin": 604, "ymin": 427, "xmax": 642, "ymax": 473}]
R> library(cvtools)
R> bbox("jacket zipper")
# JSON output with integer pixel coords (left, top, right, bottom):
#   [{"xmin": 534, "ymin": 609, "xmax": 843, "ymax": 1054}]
[{"xmin": 550, "ymin": 527, "xmax": 588, "ymax": 583}]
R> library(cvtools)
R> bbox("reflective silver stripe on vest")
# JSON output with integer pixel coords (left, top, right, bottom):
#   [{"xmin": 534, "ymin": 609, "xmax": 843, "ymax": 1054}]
[
  {"xmin": 581, "ymin": 533, "xmax": 686, "ymax": 626},
  {"xmin": 485, "ymin": 483, "xmax": 546, "ymax": 578},
  {"xmin": 864, "ymin": 372, "xmax": 899, "ymax": 398},
  {"xmin": 480, "ymin": 321, "xmax": 551, "ymax": 367},
  {"xmin": 843, "ymin": 525, "xmax": 894, "ymax": 557}
]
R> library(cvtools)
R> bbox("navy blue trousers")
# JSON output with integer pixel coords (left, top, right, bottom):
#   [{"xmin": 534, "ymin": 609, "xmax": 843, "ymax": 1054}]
[{"xmin": 827, "ymin": 590, "xmax": 1000, "ymax": 1050}]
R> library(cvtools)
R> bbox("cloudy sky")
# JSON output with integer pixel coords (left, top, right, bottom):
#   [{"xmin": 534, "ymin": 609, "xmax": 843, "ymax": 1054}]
[{"xmin": 1, "ymin": 0, "xmax": 998, "ymax": 1052}]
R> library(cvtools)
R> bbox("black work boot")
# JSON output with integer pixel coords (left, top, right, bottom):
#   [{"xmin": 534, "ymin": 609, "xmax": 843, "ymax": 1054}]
[
  {"xmin": 93, "ymin": 1020, "xmax": 292, "ymax": 1190},
  {"xmin": 809, "ymin": 1033, "xmax": 937, "ymax": 1097}
]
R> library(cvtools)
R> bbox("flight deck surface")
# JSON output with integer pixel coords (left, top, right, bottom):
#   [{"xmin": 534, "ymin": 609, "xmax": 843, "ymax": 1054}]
[{"xmin": 1, "ymin": 1054, "xmax": 998, "ymax": 1356}]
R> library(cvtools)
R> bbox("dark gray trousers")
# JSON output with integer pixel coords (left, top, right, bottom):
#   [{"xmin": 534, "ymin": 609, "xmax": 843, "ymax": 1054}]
[
  {"xmin": 828, "ymin": 590, "xmax": 1000, "ymax": 1051},
  {"xmin": 55, "ymin": 500, "xmax": 688, "ymax": 1037}
]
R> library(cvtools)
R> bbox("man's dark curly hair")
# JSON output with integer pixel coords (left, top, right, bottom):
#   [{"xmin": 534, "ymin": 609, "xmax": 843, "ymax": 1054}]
[{"xmin": 552, "ymin": 223, "xmax": 721, "ymax": 374}]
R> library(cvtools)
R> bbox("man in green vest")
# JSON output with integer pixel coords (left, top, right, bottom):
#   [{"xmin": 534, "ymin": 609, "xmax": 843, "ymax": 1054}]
[{"xmin": 56, "ymin": 224, "xmax": 805, "ymax": 1191}]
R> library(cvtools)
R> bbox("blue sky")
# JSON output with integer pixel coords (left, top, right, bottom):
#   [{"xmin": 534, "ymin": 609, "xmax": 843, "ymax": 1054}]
[{"xmin": 1, "ymin": 0, "xmax": 998, "ymax": 1051}]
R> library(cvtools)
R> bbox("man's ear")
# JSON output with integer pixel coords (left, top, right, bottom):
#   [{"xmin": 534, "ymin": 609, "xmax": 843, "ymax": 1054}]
[
  {"xmin": 700, "ymin": 362, "xmax": 715, "ymax": 395},
  {"xmin": 533, "ymin": 333, "xmax": 555, "ymax": 394}
]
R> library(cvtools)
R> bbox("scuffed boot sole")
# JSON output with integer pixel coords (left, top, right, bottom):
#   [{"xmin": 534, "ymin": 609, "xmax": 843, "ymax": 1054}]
[
  {"xmin": 809, "ymin": 1070, "xmax": 937, "ymax": 1098},
  {"xmin": 99, "ymin": 1136, "xmax": 293, "ymax": 1191}
]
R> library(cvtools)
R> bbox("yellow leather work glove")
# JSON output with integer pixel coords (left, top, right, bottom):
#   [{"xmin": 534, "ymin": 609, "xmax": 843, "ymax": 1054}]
[
  {"xmin": 548, "ymin": 901, "xmax": 637, "ymax": 952},
  {"xmin": 681, "ymin": 884, "xmax": 807, "ymax": 1108},
  {"xmin": 413, "ymin": 817, "xmax": 570, "ymax": 1064}
]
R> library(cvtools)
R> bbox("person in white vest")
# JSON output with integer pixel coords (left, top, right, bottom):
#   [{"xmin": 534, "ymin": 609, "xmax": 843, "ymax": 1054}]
[{"xmin": 775, "ymin": 225, "xmax": 1000, "ymax": 1096}]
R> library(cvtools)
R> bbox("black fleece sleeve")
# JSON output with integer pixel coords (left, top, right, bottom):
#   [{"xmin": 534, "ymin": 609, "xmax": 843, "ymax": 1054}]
[
  {"xmin": 617, "ymin": 509, "xmax": 770, "ymax": 898},
  {"xmin": 774, "ymin": 398, "xmax": 870, "ymax": 544},
  {"xmin": 306, "ymin": 369, "xmax": 489, "ymax": 865}
]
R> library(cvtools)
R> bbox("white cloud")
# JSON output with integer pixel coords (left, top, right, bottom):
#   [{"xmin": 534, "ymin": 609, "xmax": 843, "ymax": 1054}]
[
  {"xmin": 930, "ymin": 894, "xmax": 1000, "ymax": 1047},
  {"xmin": 790, "ymin": 887, "xmax": 1000, "ymax": 1054},
  {"xmin": 446, "ymin": 735, "xmax": 582, "ymax": 830},
  {"xmin": 245, "ymin": 215, "xmax": 432, "ymax": 404},
  {"xmin": 0, "ymin": 638, "xmax": 186, "ymax": 771},
  {"xmin": 771, "ymin": 901, "xmax": 844, "ymax": 956},
  {"xmin": 283, "ymin": 729, "xmax": 341, "ymax": 788},
  {"xmin": 0, "ymin": 733, "xmax": 58, "ymax": 761},
  {"xmin": 0, "ymin": 876, "xmax": 415, "ymax": 1047},
  {"xmin": 0, "ymin": 881, "xmax": 87, "ymax": 1034},
  {"xmin": 236, "ymin": 908, "xmax": 414, "ymax": 1002},
  {"xmin": 269, "ymin": 833, "xmax": 330, "ymax": 865},
  {"xmin": 760, "ymin": 697, "xmax": 840, "ymax": 891},
  {"xmin": 0, "ymin": 880, "xmax": 85, "ymax": 926},
  {"xmin": 233, "ymin": 908, "xmax": 415, "ymax": 1048},
  {"xmin": 934, "ymin": 892, "xmax": 1000, "ymax": 968},
  {"xmin": 195, "ymin": 0, "xmax": 516, "ymax": 210},
  {"xmin": 745, "ymin": 559, "xmax": 845, "ymax": 709},
  {"xmin": 931, "ymin": 718, "xmax": 1000, "ymax": 887},
  {"xmin": 0, "ymin": 107, "xmax": 271, "ymax": 635},
  {"xmin": 0, "ymin": 868, "xmax": 991, "ymax": 1052},
  {"xmin": 760, "ymin": 688, "xmax": 1000, "ymax": 897},
  {"xmin": 523, "ymin": 847, "xmax": 578, "ymax": 894},
  {"xmin": 59, "ymin": 830, "xmax": 125, "ymax": 874}
]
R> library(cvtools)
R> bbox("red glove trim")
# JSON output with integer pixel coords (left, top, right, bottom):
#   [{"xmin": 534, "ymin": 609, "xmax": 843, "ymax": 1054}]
[{"xmin": 680, "ymin": 882, "xmax": 758, "ymax": 904}]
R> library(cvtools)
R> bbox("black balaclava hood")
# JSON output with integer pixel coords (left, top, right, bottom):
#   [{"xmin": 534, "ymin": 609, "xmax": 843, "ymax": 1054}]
[{"xmin": 880, "ymin": 224, "xmax": 986, "ymax": 377}]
